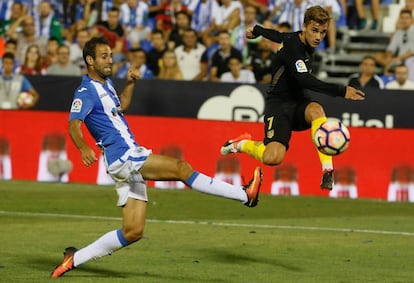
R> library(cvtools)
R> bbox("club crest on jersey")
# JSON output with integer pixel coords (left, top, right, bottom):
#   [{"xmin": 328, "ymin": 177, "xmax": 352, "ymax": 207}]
[
  {"xmin": 295, "ymin": 59, "xmax": 308, "ymax": 73},
  {"xmin": 70, "ymin": 98, "xmax": 82, "ymax": 112},
  {"xmin": 267, "ymin": 129, "xmax": 274, "ymax": 139}
]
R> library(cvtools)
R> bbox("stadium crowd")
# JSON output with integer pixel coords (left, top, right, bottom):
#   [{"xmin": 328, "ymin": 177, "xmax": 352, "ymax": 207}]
[{"xmin": 0, "ymin": 0, "xmax": 412, "ymax": 88}]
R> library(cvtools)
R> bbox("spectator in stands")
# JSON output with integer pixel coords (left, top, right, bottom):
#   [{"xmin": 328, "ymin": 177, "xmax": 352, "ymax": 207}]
[
  {"xmin": 17, "ymin": 44, "xmax": 47, "ymax": 75},
  {"xmin": 119, "ymin": 0, "xmax": 151, "ymax": 49},
  {"xmin": 34, "ymin": 1, "xmax": 64, "ymax": 44},
  {"xmin": 240, "ymin": 0, "xmax": 269, "ymax": 22},
  {"xmin": 0, "ymin": 0, "xmax": 14, "ymax": 22},
  {"xmin": 347, "ymin": 55, "xmax": 384, "ymax": 90},
  {"xmin": 0, "ymin": 52, "xmax": 40, "ymax": 109},
  {"xmin": 232, "ymin": 4, "xmax": 259, "ymax": 61},
  {"xmin": 114, "ymin": 47, "xmax": 154, "ymax": 79},
  {"xmin": 246, "ymin": 37, "xmax": 278, "ymax": 84},
  {"xmin": 220, "ymin": 55, "xmax": 256, "ymax": 83},
  {"xmin": 209, "ymin": 30, "xmax": 243, "ymax": 82},
  {"xmin": 174, "ymin": 28, "xmax": 207, "ymax": 80},
  {"xmin": 11, "ymin": 15, "xmax": 48, "ymax": 63},
  {"xmin": 91, "ymin": 6, "xmax": 127, "ymax": 63},
  {"xmin": 276, "ymin": 0, "xmax": 308, "ymax": 32},
  {"xmin": 68, "ymin": 28, "xmax": 90, "ymax": 73},
  {"xmin": 0, "ymin": 39, "xmax": 20, "ymax": 74},
  {"xmin": 378, "ymin": 9, "xmax": 414, "ymax": 81},
  {"xmin": 385, "ymin": 64, "xmax": 414, "ymax": 90},
  {"xmin": 146, "ymin": 29, "xmax": 168, "ymax": 76},
  {"xmin": 354, "ymin": 0, "xmax": 379, "ymax": 30},
  {"xmin": 42, "ymin": 36, "xmax": 60, "ymax": 69},
  {"xmin": 157, "ymin": 50, "xmax": 184, "ymax": 80},
  {"xmin": 47, "ymin": 44, "xmax": 82, "ymax": 76},
  {"xmin": 214, "ymin": 0, "xmax": 244, "ymax": 34},
  {"xmin": 168, "ymin": 11, "xmax": 191, "ymax": 49},
  {"xmin": 1, "ymin": 2, "xmax": 26, "ymax": 40},
  {"xmin": 155, "ymin": 0, "xmax": 188, "ymax": 43},
  {"xmin": 188, "ymin": 0, "xmax": 222, "ymax": 46}
]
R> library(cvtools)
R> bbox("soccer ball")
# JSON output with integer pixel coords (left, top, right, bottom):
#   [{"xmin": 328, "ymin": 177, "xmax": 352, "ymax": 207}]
[
  {"xmin": 313, "ymin": 118, "xmax": 350, "ymax": 156},
  {"xmin": 16, "ymin": 92, "xmax": 34, "ymax": 107}
]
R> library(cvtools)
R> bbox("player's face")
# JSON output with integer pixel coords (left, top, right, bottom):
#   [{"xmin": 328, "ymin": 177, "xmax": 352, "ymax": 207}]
[
  {"xmin": 2, "ymin": 58, "xmax": 14, "ymax": 75},
  {"xmin": 302, "ymin": 20, "xmax": 328, "ymax": 48},
  {"xmin": 395, "ymin": 66, "xmax": 408, "ymax": 84},
  {"xmin": 92, "ymin": 44, "xmax": 113, "ymax": 79}
]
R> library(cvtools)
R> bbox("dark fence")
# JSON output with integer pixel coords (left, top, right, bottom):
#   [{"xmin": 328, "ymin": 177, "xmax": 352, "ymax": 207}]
[{"xmin": 28, "ymin": 75, "xmax": 414, "ymax": 129}]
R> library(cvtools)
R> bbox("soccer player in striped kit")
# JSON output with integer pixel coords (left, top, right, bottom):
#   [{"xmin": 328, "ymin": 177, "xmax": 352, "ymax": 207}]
[{"xmin": 51, "ymin": 37, "xmax": 262, "ymax": 278}]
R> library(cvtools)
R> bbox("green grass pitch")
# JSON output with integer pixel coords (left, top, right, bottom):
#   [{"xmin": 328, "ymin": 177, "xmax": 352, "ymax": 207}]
[{"xmin": 1, "ymin": 180, "xmax": 414, "ymax": 282}]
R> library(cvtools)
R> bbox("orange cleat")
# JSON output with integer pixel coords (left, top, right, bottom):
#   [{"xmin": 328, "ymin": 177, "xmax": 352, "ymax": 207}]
[
  {"xmin": 244, "ymin": 166, "xmax": 263, "ymax": 207},
  {"xmin": 51, "ymin": 247, "xmax": 77, "ymax": 278},
  {"xmin": 220, "ymin": 133, "xmax": 252, "ymax": 155}
]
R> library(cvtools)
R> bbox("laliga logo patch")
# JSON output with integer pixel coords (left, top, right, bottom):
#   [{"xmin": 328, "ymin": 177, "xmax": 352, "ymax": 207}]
[
  {"xmin": 70, "ymin": 98, "xmax": 82, "ymax": 112},
  {"xmin": 295, "ymin": 59, "xmax": 308, "ymax": 73}
]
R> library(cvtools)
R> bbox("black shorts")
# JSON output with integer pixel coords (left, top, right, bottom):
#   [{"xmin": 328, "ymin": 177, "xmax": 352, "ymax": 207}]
[{"xmin": 263, "ymin": 97, "xmax": 314, "ymax": 148}]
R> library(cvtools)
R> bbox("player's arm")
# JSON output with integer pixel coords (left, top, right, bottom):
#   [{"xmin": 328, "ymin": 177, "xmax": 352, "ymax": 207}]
[
  {"xmin": 284, "ymin": 48, "xmax": 365, "ymax": 100},
  {"xmin": 247, "ymin": 25, "xmax": 285, "ymax": 43},
  {"xmin": 118, "ymin": 66, "xmax": 141, "ymax": 112},
  {"xmin": 69, "ymin": 119, "xmax": 98, "ymax": 167}
]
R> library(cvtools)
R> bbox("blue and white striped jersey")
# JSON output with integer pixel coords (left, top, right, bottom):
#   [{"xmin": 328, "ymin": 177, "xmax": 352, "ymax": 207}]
[{"xmin": 69, "ymin": 75, "xmax": 138, "ymax": 165}]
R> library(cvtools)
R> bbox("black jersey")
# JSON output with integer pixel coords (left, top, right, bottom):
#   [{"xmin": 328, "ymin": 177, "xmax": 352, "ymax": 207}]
[{"xmin": 253, "ymin": 25, "xmax": 346, "ymax": 101}]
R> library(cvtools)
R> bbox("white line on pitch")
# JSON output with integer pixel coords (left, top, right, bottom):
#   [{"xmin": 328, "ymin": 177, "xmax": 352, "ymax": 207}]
[{"xmin": 1, "ymin": 210, "xmax": 413, "ymax": 237}]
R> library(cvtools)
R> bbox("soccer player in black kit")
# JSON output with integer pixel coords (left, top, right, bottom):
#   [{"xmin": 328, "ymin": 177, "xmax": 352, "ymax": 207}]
[{"xmin": 220, "ymin": 5, "xmax": 365, "ymax": 190}]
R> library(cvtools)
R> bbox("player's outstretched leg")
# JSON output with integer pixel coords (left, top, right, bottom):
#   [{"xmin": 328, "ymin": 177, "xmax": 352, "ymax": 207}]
[
  {"xmin": 220, "ymin": 133, "xmax": 252, "ymax": 155},
  {"xmin": 243, "ymin": 166, "xmax": 263, "ymax": 207},
  {"xmin": 51, "ymin": 247, "xmax": 77, "ymax": 278},
  {"xmin": 311, "ymin": 117, "xmax": 334, "ymax": 190}
]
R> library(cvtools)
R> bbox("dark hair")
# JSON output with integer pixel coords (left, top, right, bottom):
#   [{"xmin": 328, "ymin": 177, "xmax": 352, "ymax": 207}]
[
  {"xmin": 151, "ymin": 29, "xmax": 164, "ymax": 37},
  {"xmin": 109, "ymin": 6, "xmax": 120, "ymax": 13},
  {"xmin": 6, "ymin": 39, "xmax": 17, "ymax": 46},
  {"xmin": 83, "ymin": 37, "xmax": 110, "ymax": 64},
  {"xmin": 278, "ymin": 22, "xmax": 292, "ymax": 30},
  {"xmin": 2, "ymin": 52, "xmax": 14, "ymax": 61},
  {"xmin": 303, "ymin": 5, "xmax": 330, "ymax": 26},
  {"xmin": 362, "ymin": 55, "xmax": 376, "ymax": 63},
  {"xmin": 129, "ymin": 47, "xmax": 145, "ymax": 53},
  {"xmin": 400, "ymin": 8, "xmax": 412, "ymax": 17}
]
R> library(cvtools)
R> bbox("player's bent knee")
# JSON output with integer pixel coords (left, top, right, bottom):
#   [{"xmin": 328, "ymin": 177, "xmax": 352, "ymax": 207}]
[
  {"xmin": 122, "ymin": 227, "xmax": 144, "ymax": 243},
  {"xmin": 262, "ymin": 155, "xmax": 283, "ymax": 166},
  {"xmin": 176, "ymin": 160, "xmax": 193, "ymax": 179}
]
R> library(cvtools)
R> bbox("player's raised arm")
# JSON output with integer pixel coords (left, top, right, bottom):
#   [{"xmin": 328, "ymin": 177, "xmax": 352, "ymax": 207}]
[
  {"xmin": 248, "ymin": 25, "xmax": 285, "ymax": 43},
  {"xmin": 118, "ymin": 65, "xmax": 141, "ymax": 112}
]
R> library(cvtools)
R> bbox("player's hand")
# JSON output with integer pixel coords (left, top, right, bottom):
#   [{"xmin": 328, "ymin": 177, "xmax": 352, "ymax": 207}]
[
  {"xmin": 246, "ymin": 26, "xmax": 257, "ymax": 39},
  {"xmin": 127, "ymin": 65, "xmax": 141, "ymax": 83},
  {"xmin": 344, "ymin": 86, "xmax": 365, "ymax": 100},
  {"xmin": 80, "ymin": 146, "xmax": 98, "ymax": 167}
]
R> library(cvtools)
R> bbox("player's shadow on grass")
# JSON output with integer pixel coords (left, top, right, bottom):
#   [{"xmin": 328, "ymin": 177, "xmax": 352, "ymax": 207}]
[
  {"xmin": 29, "ymin": 257, "xmax": 205, "ymax": 281},
  {"xmin": 200, "ymin": 248, "xmax": 302, "ymax": 272}
]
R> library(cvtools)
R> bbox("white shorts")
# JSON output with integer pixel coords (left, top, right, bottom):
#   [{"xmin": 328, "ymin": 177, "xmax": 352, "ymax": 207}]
[{"xmin": 107, "ymin": 146, "xmax": 152, "ymax": 206}]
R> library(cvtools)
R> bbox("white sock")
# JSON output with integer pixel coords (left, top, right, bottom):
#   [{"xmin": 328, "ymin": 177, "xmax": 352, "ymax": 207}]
[
  {"xmin": 73, "ymin": 229, "xmax": 129, "ymax": 267},
  {"xmin": 185, "ymin": 171, "xmax": 248, "ymax": 203}
]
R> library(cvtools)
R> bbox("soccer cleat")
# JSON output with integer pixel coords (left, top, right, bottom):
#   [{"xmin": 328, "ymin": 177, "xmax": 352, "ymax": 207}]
[
  {"xmin": 243, "ymin": 166, "xmax": 263, "ymax": 207},
  {"xmin": 51, "ymin": 247, "xmax": 77, "ymax": 278},
  {"xmin": 320, "ymin": 169, "xmax": 334, "ymax": 190},
  {"xmin": 220, "ymin": 133, "xmax": 252, "ymax": 155}
]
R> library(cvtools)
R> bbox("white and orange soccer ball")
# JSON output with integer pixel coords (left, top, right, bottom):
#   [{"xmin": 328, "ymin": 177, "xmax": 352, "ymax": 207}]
[
  {"xmin": 313, "ymin": 118, "xmax": 350, "ymax": 156},
  {"xmin": 16, "ymin": 92, "xmax": 34, "ymax": 108}
]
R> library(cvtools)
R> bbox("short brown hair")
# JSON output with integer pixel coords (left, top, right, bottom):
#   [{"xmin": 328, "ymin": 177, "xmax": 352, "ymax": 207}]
[{"xmin": 303, "ymin": 5, "xmax": 330, "ymax": 26}]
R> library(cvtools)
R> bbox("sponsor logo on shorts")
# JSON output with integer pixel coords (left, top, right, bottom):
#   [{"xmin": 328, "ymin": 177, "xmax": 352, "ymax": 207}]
[
  {"xmin": 295, "ymin": 59, "xmax": 308, "ymax": 73},
  {"xmin": 70, "ymin": 98, "xmax": 82, "ymax": 113}
]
